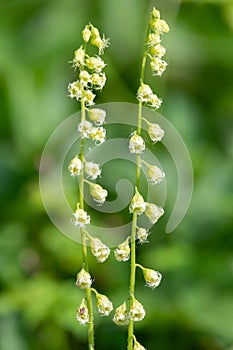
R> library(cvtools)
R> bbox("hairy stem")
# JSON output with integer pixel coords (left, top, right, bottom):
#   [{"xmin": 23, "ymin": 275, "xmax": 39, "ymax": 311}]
[
  {"xmin": 79, "ymin": 98, "xmax": 94, "ymax": 349},
  {"xmin": 127, "ymin": 24, "xmax": 150, "ymax": 350}
]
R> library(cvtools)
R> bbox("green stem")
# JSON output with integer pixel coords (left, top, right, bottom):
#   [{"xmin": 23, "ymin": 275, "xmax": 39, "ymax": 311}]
[
  {"xmin": 79, "ymin": 97, "xmax": 95, "ymax": 349},
  {"xmin": 141, "ymin": 116, "xmax": 151, "ymax": 125},
  {"xmin": 127, "ymin": 22, "xmax": 150, "ymax": 350},
  {"xmin": 135, "ymin": 263, "xmax": 145, "ymax": 271},
  {"xmin": 127, "ymin": 213, "xmax": 137, "ymax": 349}
]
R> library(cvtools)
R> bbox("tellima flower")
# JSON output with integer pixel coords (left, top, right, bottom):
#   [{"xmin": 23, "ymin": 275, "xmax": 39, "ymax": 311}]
[
  {"xmin": 150, "ymin": 57, "xmax": 168, "ymax": 76},
  {"xmin": 129, "ymin": 296, "xmax": 146, "ymax": 322},
  {"xmin": 68, "ymin": 156, "xmax": 82, "ymax": 177},
  {"xmin": 88, "ymin": 108, "xmax": 106, "ymax": 126},
  {"xmin": 86, "ymin": 56, "xmax": 106, "ymax": 72},
  {"xmin": 145, "ymin": 203, "xmax": 164, "ymax": 224},
  {"xmin": 76, "ymin": 298, "xmax": 89, "ymax": 325},
  {"xmin": 90, "ymin": 25, "xmax": 110, "ymax": 55},
  {"xmin": 77, "ymin": 120, "xmax": 93, "ymax": 138},
  {"xmin": 147, "ymin": 33, "xmax": 161, "ymax": 47},
  {"xmin": 147, "ymin": 122, "xmax": 164, "ymax": 142},
  {"xmin": 68, "ymin": 81, "xmax": 82, "ymax": 99},
  {"xmin": 91, "ymin": 72, "xmax": 106, "ymax": 90},
  {"xmin": 90, "ymin": 237, "xmax": 110, "ymax": 263},
  {"xmin": 148, "ymin": 94, "xmax": 162, "ymax": 110},
  {"xmin": 150, "ymin": 43, "xmax": 166, "ymax": 58},
  {"xmin": 72, "ymin": 206, "xmax": 90, "ymax": 227},
  {"xmin": 129, "ymin": 132, "xmax": 145, "ymax": 154},
  {"xmin": 133, "ymin": 338, "xmax": 146, "ymax": 350},
  {"xmin": 136, "ymin": 227, "xmax": 149, "ymax": 244},
  {"xmin": 96, "ymin": 293, "xmax": 113, "ymax": 316},
  {"xmin": 150, "ymin": 18, "xmax": 170, "ymax": 34},
  {"xmin": 129, "ymin": 188, "xmax": 146, "ymax": 216},
  {"xmin": 79, "ymin": 70, "xmax": 91, "ymax": 86},
  {"xmin": 82, "ymin": 25, "xmax": 91, "ymax": 42},
  {"xmin": 114, "ymin": 237, "xmax": 130, "ymax": 262},
  {"xmin": 143, "ymin": 268, "xmax": 162, "ymax": 289},
  {"xmin": 90, "ymin": 126, "xmax": 106, "ymax": 144},
  {"xmin": 147, "ymin": 165, "xmax": 165, "ymax": 184},
  {"xmin": 113, "ymin": 302, "xmax": 129, "ymax": 326},
  {"xmin": 72, "ymin": 46, "xmax": 85, "ymax": 68},
  {"xmin": 137, "ymin": 83, "xmax": 153, "ymax": 103},
  {"xmin": 85, "ymin": 161, "xmax": 101, "ymax": 179},
  {"xmin": 76, "ymin": 268, "xmax": 92, "ymax": 289},
  {"xmin": 90, "ymin": 184, "xmax": 108, "ymax": 204},
  {"xmin": 82, "ymin": 89, "xmax": 95, "ymax": 106}
]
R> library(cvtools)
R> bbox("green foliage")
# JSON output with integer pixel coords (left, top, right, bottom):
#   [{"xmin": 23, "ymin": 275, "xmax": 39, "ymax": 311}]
[{"xmin": 0, "ymin": 0, "xmax": 232, "ymax": 349}]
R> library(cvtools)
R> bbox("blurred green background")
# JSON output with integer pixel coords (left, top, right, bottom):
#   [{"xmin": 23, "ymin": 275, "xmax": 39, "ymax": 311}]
[{"xmin": 0, "ymin": 0, "xmax": 233, "ymax": 349}]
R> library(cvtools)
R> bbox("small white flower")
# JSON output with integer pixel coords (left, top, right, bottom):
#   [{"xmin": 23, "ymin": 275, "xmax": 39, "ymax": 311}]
[
  {"xmin": 68, "ymin": 81, "xmax": 82, "ymax": 99},
  {"xmin": 91, "ymin": 36, "xmax": 110, "ymax": 55},
  {"xmin": 90, "ymin": 184, "xmax": 108, "ymax": 204},
  {"xmin": 86, "ymin": 56, "xmax": 106, "ymax": 72},
  {"xmin": 90, "ymin": 26, "xmax": 110, "ymax": 54},
  {"xmin": 68, "ymin": 156, "xmax": 83, "ymax": 177},
  {"xmin": 72, "ymin": 46, "xmax": 85, "ymax": 68},
  {"xmin": 133, "ymin": 338, "xmax": 147, "ymax": 350},
  {"xmin": 145, "ymin": 203, "xmax": 164, "ymax": 224},
  {"xmin": 150, "ymin": 18, "xmax": 170, "ymax": 34},
  {"xmin": 82, "ymin": 25, "xmax": 91, "ymax": 42},
  {"xmin": 129, "ymin": 188, "xmax": 146, "ymax": 216},
  {"xmin": 129, "ymin": 132, "xmax": 145, "ymax": 154},
  {"xmin": 136, "ymin": 227, "xmax": 149, "ymax": 244},
  {"xmin": 147, "ymin": 33, "xmax": 161, "ymax": 47},
  {"xmin": 76, "ymin": 268, "xmax": 92, "ymax": 289},
  {"xmin": 113, "ymin": 302, "xmax": 129, "ymax": 326},
  {"xmin": 150, "ymin": 57, "xmax": 168, "ymax": 76},
  {"xmin": 90, "ymin": 237, "xmax": 110, "ymax": 263},
  {"xmin": 91, "ymin": 72, "xmax": 106, "ymax": 90},
  {"xmin": 143, "ymin": 269, "xmax": 162, "ymax": 289},
  {"xmin": 79, "ymin": 70, "xmax": 91, "ymax": 87},
  {"xmin": 137, "ymin": 83, "xmax": 153, "ymax": 103},
  {"xmin": 114, "ymin": 237, "xmax": 130, "ymax": 262},
  {"xmin": 148, "ymin": 94, "xmax": 162, "ymax": 110},
  {"xmin": 82, "ymin": 89, "xmax": 95, "ymax": 106},
  {"xmin": 147, "ymin": 123, "xmax": 164, "ymax": 142},
  {"xmin": 72, "ymin": 206, "xmax": 90, "ymax": 227},
  {"xmin": 76, "ymin": 298, "xmax": 89, "ymax": 325},
  {"xmin": 129, "ymin": 297, "xmax": 146, "ymax": 322},
  {"xmin": 150, "ymin": 44, "xmax": 166, "ymax": 58},
  {"xmin": 85, "ymin": 161, "xmax": 101, "ymax": 179},
  {"xmin": 96, "ymin": 293, "xmax": 113, "ymax": 316},
  {"xmin": 90, "ymin": 126, "xmax": 106, "ymax": 144},
  {"xmin": 88, "ymin": 108, "xmax": 106, "ymax": 126},
  {"xmin": 147, "ymin": 165, "xmax": 165, "ymax": 184},
  {"xmin": 78, "ymin": 120, "xmax": 93, "ymax": 138}
]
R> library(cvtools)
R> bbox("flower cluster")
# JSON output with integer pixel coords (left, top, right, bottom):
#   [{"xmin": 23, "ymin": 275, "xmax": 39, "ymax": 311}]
[
  {"xmin": 129, "ymin": 188, "xmax": 164, "ymax": 225},
  {"xmin": 113, "ymin": 296, "xmax": 146, "ymax": 326},
  {"xmin": 77, "ymin": 116, "xmax": 106, "ymax": 145},
  {"xmin": 67, "ymin": 23, "xmax": 113, "ymax": 333},
  {"xmin": 113, "ymin": 7, "xmax": 169, "ymax": 349},
  {"xmin": 137, "ymin": 8, "xmax": 169, "ymax": 109},
  {"xmin": 68, "ymin": 24, "xmax": 109, "ymax": 106}
]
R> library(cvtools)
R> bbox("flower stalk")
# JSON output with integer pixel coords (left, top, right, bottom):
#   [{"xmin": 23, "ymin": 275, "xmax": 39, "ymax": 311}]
[
  {"xmin": 68, "ymin": 23, "xmax": 111, "ymax": 350},
  {"xmin": 127, "ymin": 7, "xmax": 169, "ymax": 350}
]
